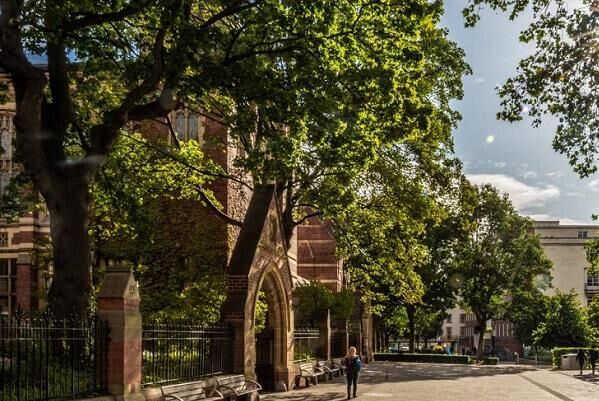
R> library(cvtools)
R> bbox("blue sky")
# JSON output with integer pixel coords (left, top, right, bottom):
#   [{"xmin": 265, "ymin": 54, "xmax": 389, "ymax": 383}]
[{"xmin": 442, "ymin": 1, "xmax": 598, "ymax": 224}]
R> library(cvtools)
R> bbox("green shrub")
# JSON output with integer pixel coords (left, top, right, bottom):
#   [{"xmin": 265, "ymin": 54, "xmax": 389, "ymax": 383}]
[
  {"xmin": 551, "ymin": 347, "xmax": 595, "ymax": 369},
  {"xmin": 481, "ymin": 357, "xmax": 498, "ymax": 365},
  {"xmin": 373, "ymin": 353, "xmax": 469, "ymax": 364}
]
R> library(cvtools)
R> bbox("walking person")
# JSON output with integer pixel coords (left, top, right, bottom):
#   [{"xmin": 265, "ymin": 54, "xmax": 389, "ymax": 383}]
[
  {"xmin": 590, "ymin": 349, "xmax": 598, "ymax": 375},
  {"xmin": 344, "ymin": 346, "xmax": 362, "ymax": 399},
  {"xmin": 576, "ymin": 348, "xmax": 587, "ymax": 375}
]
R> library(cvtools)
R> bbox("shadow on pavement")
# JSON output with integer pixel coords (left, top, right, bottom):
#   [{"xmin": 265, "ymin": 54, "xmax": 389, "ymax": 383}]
[
  {"xmin": 262, "ymin": 391, "xmax": 348, "ymax": 401},
  {"xmin": 565, "ymin": 372, "xmax": 599, "ymax": 385}
]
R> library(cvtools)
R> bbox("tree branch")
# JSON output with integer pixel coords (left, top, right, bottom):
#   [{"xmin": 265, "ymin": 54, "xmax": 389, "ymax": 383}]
[
  {"xmin": 64, "ymin": 5, "xmax": 144, "ymax": 32},
  {"xmin": 193, "ymin": 184, "xmax": 243, "ymax": 226}
]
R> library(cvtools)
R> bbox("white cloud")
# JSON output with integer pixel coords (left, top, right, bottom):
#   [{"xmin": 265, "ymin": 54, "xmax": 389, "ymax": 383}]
[
  {"xmin": 522, "ymin": 171, "xmax": 537, "ymax": 179},
  {"xmin": 472, "ymin": 77, "xmax": 485, "ymax": 84},
  {"xmin": 589, "ymin": 179, "xmax": 599, "ymax": 192},
  {"xmin": 566, "ymin": 192, "xmax": 584, "ymax": 197},
  {"xmin": 494, "ymin": 161, "xmax": 507, "ymax": 168},
  {"xmin": 467, "ymin": 174, "xmax": 560, "ymax": 210},
  {"xmin": 546, "ymin": 171, "xmax": 564, "ymax": 178},
  {"xmin": 524, "ymin": 214, "xmax": 589, "ymax": 225}
]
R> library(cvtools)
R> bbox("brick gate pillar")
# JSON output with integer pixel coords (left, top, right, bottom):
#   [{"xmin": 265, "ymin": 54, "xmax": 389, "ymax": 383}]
[
  {"xmin": 96, "ymin": 266, "xmax": 144, "ymax": 401},
  {"xmin": 15, "ymin": 253, "xmax": 32, "ymax": 310}
]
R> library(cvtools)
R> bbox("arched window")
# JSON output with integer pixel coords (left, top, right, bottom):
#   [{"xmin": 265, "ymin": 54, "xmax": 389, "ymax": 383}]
[
  {"xmin": 188, "ymin": 113, "xmax": 199, "ymax": 141},
  {"xmin": 175, "ymin": 111, "xmax": 186, "ymax": 141},
  {"xmin": 170, "ymin": 110, "xmax": 204, "ymax": 143}
]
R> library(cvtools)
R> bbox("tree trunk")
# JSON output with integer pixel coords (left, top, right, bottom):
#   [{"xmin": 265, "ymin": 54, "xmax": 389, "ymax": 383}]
[
  {"xmin": 407, "ymin": 304, "xmax": 415, "ymax": 352},
  {"xmin": 45, "ymin": 181, "xmax": 92, "ymax": 318},
  {"xmin": 475, "ymin": 314, "xmax": 486, "ymax": 362}
]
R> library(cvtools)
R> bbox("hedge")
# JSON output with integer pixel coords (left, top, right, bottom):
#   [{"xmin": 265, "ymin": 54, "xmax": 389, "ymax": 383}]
[
  {"xmin": 551, "ymin": 347, "xmax": 597, "ymax": 369},
  {"xmin": 481, "ymin": 357, "xmax": 499, "ymax": 365},
  {"xmin": 373, "ymin": 353, "xmax": 470, "ymax": 364}
]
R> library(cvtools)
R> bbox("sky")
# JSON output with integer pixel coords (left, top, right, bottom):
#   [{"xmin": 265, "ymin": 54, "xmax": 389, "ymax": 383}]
[{"xmin": 442, "ymin": 1, "xmax": 599, "ymax": 225}]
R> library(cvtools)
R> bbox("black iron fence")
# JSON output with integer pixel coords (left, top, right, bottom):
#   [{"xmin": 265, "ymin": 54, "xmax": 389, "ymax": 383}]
[
  {"xmin": 142, "ymin": 322, "xmax": 234, "ymax": 386},
  {"xmin": 0, "ymin": 314, "xmax": 109, "ymax": 401},
  {"xmin": 293, "ymin": 327, "xmax": 321, "ymax": 361}
]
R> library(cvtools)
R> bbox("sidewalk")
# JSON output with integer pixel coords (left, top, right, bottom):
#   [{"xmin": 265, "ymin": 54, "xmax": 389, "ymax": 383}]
[{"xmin": 262, "ymin": 362, "xmax": 598, "ymax": 401}]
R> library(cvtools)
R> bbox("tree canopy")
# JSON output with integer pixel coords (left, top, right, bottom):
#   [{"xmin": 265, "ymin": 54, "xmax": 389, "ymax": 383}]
[
  {"xmin": 464, "ymin": 0, "xmax": 598, "ymax": 177},
  {"xmin": 533, "ymin": 290, "xmax": 591, "ymax": 348},
  {"xmin": 455, "ymin": 184, "xmax": 553, "ymax": 360},
  {"xmin": 0, "ymin": 0, "xmax": 471, "ymax": 316}
]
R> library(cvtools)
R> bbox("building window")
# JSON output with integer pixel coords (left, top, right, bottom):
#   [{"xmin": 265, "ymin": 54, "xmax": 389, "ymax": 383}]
[
  {"xmin": 170, "ymin": 110, "xmax": 203, "ymax": 143},
  {"xmin": 460, "ymin": 314, "xmax": 466, "ymax": 323},
  {"xmin": 587, "ymin": 271, "xmax": 599, "ymax": 287},
  {"xmin": 578, "ymin": 231, "xmax": 588, "ymax": 238},
  {"xmin": 460, "ymin": 326, "xmax": 466, "ymax": 337},
  {"xmin": 446, "ymin": 315, "xmax": 452, "ymax": 323},
  {"xmin": 0, "ymin": 259, "xmax": 17, "ymax": 315},
  {"xmin": 0, "ymin": 232, "xmax": 7, "ymax": 247},
  {"xmin": 446, "ymin": 327, "xmax": 452, "ymax": 339}
]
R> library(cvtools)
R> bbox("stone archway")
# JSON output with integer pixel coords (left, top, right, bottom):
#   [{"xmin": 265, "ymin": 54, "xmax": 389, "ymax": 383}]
[
  {"xmin": 249, "ymin": 264, "xmax": 292, "ymax": 391},
  {"xmin": 221, "ymin": 185, "xmax": 296, "ymax": 391}
]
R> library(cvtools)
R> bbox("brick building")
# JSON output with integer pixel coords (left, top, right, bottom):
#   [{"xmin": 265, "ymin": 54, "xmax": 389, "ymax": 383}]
[
  {"xmin": 0, "ymin": 80, "xmax": 51, "ymax": 315},
  {"xmin": 296, "ymin": 215, "xmax": 346, "ymax": 292}
]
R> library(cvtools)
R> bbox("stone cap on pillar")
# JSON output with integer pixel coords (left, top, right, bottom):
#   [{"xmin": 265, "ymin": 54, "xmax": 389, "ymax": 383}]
[{"xmin": 98, "ymin": 266, "xmax": 140, "ymax": 301}]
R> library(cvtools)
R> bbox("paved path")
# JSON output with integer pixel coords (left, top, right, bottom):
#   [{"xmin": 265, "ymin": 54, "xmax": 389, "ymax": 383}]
[{"xmin": 262, "ymin": 362, "xmax": 599, "ymax": 401}]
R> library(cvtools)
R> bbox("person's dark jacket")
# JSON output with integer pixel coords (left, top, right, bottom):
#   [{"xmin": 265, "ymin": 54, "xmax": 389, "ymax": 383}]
[{"xmin": 589, "ymin": 349, "xmax": 598, "ymax": 363}]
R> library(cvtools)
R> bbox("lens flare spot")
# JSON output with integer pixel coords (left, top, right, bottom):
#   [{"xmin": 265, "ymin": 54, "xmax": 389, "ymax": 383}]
[{"xmin": 486, "ymin": 135, "xmax": 495, "ymax": 143}]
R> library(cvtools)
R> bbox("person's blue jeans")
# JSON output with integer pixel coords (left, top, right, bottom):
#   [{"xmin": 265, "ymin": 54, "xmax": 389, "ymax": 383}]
[{"xmin": 347, "ymin": 370, "xmax": 358, "ymax": 397}]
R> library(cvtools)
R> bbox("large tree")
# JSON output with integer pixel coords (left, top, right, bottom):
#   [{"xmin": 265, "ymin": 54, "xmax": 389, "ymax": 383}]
[
  {"xmin": 456, "ymin": 184, "xmax": 552, "ymax": 361},
  {"xmin": 533, "ymin": 290, "xmax": 591, "ymax": 348},
  {"xmin": 464, "ymin": 0, "xmax": 598, "ymax": 177},
  {"xmin": 0, "ymin": 0, "xmax": 469, "ymax": 317}
]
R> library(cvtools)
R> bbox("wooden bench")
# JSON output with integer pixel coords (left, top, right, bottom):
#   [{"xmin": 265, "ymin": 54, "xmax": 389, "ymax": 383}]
[
  {"xmin": 318, "ymin": 360, "xmax": 341, "ymax": 379},
  {"xmin": 332, "ymin": 358, "xmax": 345, "ymax": 375},
  {"xmin": 216, "ymin": 374, "xmax": 261, "ymax": 400},
  {"xmin": 295, "ymin": 361, "xmax": 325, "ymax": 387},
  {"xmin": 161, "ymin": 380, "xmax": 224, "ymax": 401}
]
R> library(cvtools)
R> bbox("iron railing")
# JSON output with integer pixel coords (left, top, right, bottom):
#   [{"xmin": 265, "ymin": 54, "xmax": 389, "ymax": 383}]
[
  {"xmin": 142, "ymin": 322, "xmax": 234, "ymax": 386},
  {"xmin": 0, "ymin": 314, "xmax": 108, "ymax": 401},
  {"xmin": 293, "ymin": 327, "xmax": 321, "ymax": 361}
]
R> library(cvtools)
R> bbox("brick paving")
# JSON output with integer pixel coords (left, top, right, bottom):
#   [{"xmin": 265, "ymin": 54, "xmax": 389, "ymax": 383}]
[{"xmin": 262, "ymin": 362, "xmax": 599, "ymax": 401}]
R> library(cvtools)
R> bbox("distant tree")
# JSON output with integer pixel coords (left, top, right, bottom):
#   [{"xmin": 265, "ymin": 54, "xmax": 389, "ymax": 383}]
[
  {"xmin": 293, "ymin": 282, "xmax": 334, "ymax": 325},
  {"xmin": 293, "ymin": 282, "xmax": 354, "ymax": 325},
  {"xmin": 506, "ymin": 289, "xmax": 550, "ymax": 346},
  {"xmin": 585, "ymin": 297, "xmax": 599, "ymax": 342},
  {"xmin": 456, "ymin": 184, "xmax": 553, "ymax": 361},
  {"xmin": 381, "ymin": 305, "xmax": 409, "ymax": 347},
  {"xmin": 413, "ymin": 308, "xmax": 446, "ymax": 348},
  {"xmin": 533, "ymin": 290, "xmax": 591, "ymax": 348},
  {"xmin": 463, "ymin": 0, "xmax": 598, "ymax": 177}
]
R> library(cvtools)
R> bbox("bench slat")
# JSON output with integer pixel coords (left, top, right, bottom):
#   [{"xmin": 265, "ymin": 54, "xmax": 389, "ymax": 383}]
[{"xmin": 166, "ymin": 389, "xmax": 207, "ymax": 399}]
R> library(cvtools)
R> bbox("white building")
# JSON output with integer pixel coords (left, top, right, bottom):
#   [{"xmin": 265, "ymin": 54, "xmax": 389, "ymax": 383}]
[{"xmin": 533, "ymin": 220, "xmax": 599, "ymax": 306}]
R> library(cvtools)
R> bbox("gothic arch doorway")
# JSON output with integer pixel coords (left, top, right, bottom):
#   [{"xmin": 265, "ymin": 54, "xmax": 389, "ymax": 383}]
[{"xmin": 250, "ymin": 264, "xmax": 292, "ymax": 391}]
